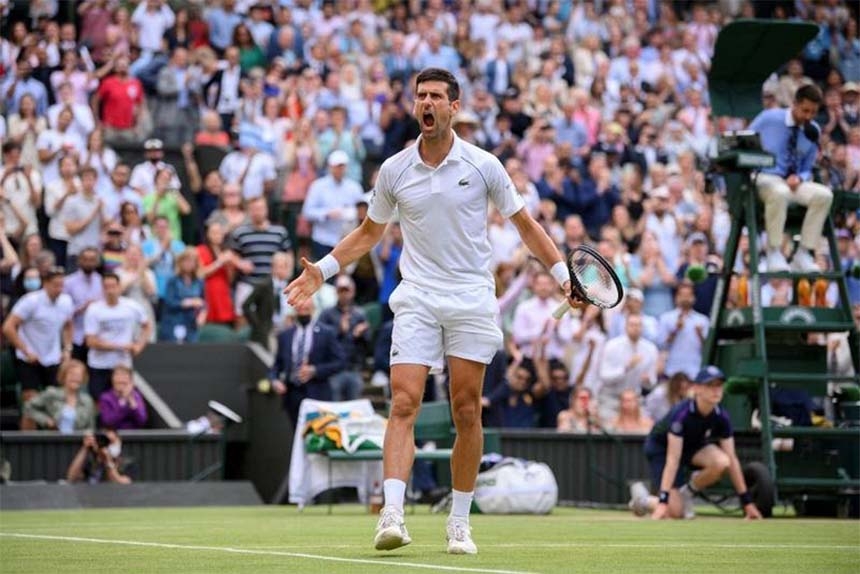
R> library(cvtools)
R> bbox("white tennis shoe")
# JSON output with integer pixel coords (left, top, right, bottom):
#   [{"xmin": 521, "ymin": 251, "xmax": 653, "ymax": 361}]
[
  {"xmin": 679, "ymin": 485, "xmax": 696, "ymax": 519},
  {"xmin": 374, "ymin": 505, "xmax": 412, "ymax": 551},
  {"xmin": 446, "ymin": 516, "xmax": 478, "ymax": 555},
  {"xmin": 628, "ymin": 481, "xmax": 651, "ymax": 517}
]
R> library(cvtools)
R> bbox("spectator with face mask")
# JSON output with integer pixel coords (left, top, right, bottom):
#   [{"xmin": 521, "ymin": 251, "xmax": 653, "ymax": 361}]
[{"xmin": 269, "ymin": 296, "xmax": 346, "ymax": 424}]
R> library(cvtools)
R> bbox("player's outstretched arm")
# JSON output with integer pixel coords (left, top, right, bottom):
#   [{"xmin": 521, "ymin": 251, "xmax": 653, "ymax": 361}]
[
  {"xmin": 509, "ymin": 207, "xmax": 586, "ymax": 309},
  {"xmin": 285, "ymin": 217, "xmax": 387, "ymax": 306}
]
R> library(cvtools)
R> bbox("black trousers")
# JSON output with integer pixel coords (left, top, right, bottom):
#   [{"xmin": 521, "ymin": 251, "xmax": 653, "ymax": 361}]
[{"xmin": 16, "ymin": 359, "xmax": 59, "ymax": 391}]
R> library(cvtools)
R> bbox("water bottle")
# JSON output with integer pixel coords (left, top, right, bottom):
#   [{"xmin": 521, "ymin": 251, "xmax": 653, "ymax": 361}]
[
  {"xmin": 369, "ymin": 480, "xmax": 384, "ymax": 514},
  {"xmin": 174, "ymin": 324, "xmax": 187, "ymax": 344}
]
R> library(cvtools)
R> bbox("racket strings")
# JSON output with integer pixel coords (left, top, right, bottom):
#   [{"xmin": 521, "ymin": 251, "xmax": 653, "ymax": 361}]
[{"xmin": 571, "ymin": 252, "xmax": 621, "ymax": 308}]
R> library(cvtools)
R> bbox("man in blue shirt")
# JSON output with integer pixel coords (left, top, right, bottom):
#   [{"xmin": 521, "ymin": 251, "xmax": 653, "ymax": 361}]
[
  {"xmin": 750, "ymin": 85, "xmax": 833, "ymax": 272},
  {"xmin": 628, "ymin": 365, "xmax": 763, "ymax": 520}
]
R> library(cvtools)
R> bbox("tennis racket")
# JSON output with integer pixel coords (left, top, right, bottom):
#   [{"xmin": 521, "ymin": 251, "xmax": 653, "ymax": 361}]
[{"xmin": 552, "ymin": 245, "xmax": 624, "ymax": 318}]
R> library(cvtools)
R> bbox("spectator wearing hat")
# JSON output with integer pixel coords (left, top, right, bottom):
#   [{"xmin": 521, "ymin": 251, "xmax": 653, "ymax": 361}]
[
  {"xmin": 317, "ymin": 274, "xmax": 372, "ymax": 401},
  {"xmin": 94, "ymin": 56, "xmax": 148, "ymax": 145},
  {"xmin": 2, "ymin": 266, "xmax": 73, "ymax": 403},
  {"xmin": 302, "ymin": 150, "xmax": 366, "ymax": 261},
  {"xmin": 129, "ymin": 138, "xmax": 181, "ymax": 199},
  {"xmin": 750, "ymin": 84, "xmax": 833, "ymax": 272},
  {"xmin": 101, "ymin": 222, "xmax": 127, "ymax": 273},
  {"xmin": 629, "ymin": 365, "xmax": 763, "ymax": 520}
]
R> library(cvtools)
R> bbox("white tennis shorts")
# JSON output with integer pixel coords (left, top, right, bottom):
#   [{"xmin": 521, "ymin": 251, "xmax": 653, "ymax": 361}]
[{"xmin": 389, "ymin": 281, "xmax": 503, "ymax": 373}]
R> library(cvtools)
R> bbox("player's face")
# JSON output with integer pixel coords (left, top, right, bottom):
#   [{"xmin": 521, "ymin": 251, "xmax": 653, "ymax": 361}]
[
  {"xmin": 791, "ymin": 99, "xmax": 819, "ymax": 125},
  {"xmin": 413, "ymin": 80, "xmax": 459, "ymax": 140}
]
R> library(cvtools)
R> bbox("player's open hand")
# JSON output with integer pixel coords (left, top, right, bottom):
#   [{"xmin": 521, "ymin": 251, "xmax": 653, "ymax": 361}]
[
  {"xmin": 285, "ymin": 257, "xmax": 323, "ymax": 306},
  {"xmin": 743, "ymin": 503, "xmax": 763, "ymax": 520}
]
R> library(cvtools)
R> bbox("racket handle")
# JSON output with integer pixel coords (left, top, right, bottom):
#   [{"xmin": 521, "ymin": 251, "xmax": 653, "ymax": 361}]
[{"xmin": 552, "ymin": 301, "xmax": 571, "ymax": 319}]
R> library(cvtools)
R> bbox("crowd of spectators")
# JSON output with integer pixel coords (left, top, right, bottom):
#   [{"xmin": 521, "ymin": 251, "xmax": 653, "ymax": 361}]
[{"xmin": 1, "ymin": 0, "xmax": 859, "ymax": 436}]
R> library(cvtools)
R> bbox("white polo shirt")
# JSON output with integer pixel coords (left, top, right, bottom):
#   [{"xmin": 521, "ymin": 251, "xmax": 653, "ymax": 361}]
[
  {"xmin": 83, "ymin": 297, "xmax": 149, "ymax": 370},
  {"xmin": 9, "ymin": 290, "xmax": 74, "ymax": 366},
  {"xmin": 367, "ymin": 134, "xmax": 525, "ymax": 293}
]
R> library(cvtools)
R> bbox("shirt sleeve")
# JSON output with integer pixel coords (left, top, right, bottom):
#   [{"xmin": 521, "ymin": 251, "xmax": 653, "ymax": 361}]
[
  {"xmin": 83, "ymin": 305, "xmax": 98, "ymax": 337},
  {"xmin": 366, "ymin": 162, "xmax": 396, "ymax": 224},
  {"xmin": 10, "ymin": 294, "xmax": 34, "ymax": 321},
  {"xmin": 717, "ymin": 409, "xmax": 733, "ymax": 439},
  {"xmin": 484, "ymin": 156, "xmax": 525, "ymax": 218}
]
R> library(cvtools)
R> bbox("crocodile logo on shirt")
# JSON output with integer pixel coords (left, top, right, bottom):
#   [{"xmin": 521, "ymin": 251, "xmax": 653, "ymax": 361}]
[{"xmin": 458, "ymin": 177, "xmax": 469, "ymax": 186}]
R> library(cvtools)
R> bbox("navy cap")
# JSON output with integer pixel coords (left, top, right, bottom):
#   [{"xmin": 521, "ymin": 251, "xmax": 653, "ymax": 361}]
[{"xmin": 694, "ymin": 365, "xmax": 726, "ymax": 384}]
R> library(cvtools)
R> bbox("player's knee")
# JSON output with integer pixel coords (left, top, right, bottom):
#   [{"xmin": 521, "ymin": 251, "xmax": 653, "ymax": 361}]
[
  {"xmin": 451, "ymin": 400, "xmax": 480, "ymax": 429},
  {"xmin": 389, "ymin": 393, "xmax": 421, "ymax": 421}
]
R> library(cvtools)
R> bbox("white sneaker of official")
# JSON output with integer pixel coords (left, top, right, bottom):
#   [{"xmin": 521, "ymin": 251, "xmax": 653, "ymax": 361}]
[
  {"xmin": 790, "ymin": 250, "xmax": 821, "ymax": 273},
  {"xmin": 374, "ymin": 505, "xmax": 412, "ymax": 551},
  {"xmin": 766, "ymin": 250, "xmax": 790, "ymax": 272},
  {"xmin": 628, "ymin": 481, "xmax": 651, "ymax": 517},
  {"xmin": 446, "ymin": 516, "xmax": 478, "ymax": 555}
]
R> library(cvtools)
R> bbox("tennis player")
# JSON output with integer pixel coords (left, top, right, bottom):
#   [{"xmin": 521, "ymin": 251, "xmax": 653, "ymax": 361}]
[{"xmin": 286, "ymin": 68, "xmax": 582, "ymax": 554}]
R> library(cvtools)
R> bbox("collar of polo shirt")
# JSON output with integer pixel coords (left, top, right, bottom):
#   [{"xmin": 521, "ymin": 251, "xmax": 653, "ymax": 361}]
[{"xmin": 413, "ymin": 133, "xmax": 467, "ymax": 169}]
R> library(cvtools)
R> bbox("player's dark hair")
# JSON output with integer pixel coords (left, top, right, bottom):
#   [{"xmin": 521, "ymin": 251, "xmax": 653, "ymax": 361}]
[
  {"xmin": 794, "ymin": 84, "xmax": 822, "ymax": 105},
  {"xmin": 415, "ymin": 68, "xmax": 460, "ymax": 102}
]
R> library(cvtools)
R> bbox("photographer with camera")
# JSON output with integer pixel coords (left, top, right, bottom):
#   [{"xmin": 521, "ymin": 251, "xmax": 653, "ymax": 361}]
[{"xmin": 66, "ymin": 429, "xmax": 131, "ymax": 484}]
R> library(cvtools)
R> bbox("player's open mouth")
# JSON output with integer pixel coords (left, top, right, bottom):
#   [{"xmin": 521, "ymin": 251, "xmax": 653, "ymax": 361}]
[{"xmin": 422, "ymin": 112, "xmax": 435, "ymax": 128}]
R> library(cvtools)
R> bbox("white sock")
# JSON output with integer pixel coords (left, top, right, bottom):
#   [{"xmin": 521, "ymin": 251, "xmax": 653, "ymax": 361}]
[
  {"xmin": 383, "ymin": 479, "xmax": 406, "ymax": 512},
  {"xmin": 450, "ymin": 489, "xmax": 474, "ymax": 519}
]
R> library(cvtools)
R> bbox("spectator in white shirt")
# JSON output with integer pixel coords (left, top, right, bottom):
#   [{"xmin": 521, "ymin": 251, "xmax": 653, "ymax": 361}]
[
  {"xmin": 2, "ymin": 267, "xmax": 74, "ymax": 403},
  {"xmin": 36, "ymin": 107, "xmax": 85, "ymax": 187},
  {"xmin": 511, "ymin": 271, "xmax": 575, "ymax": 362},
  {"xmin": 47, "ymin": 82, "xmax": 96, "ymax": 142},
  {"xmin": 657, "ymin": 280, "xmax": 710, "ymax": 379},
  {"xmin": 83, "ymin": 272, "xmax": 152, "ymax": 399},
  {"xmin": 607, "ymin": 287, "xmax": 659, "ymax": 343},
  {"xmin": 129, "ymin": 138, "xmax": 180, "ymax": 198},
  {"xmin": 0, "ymin": 141, "xmax": 43, "ymax": 243},
  {"xmin": 597, "ymin": 313, "xmax": 659, "ymax": 422},
  {"xmin": 219, "ymin": 140, "xmax": 277, "ymax": 201},
  {"xmin": 130, "ymin": 0, "xmax": 175, "ymax": 76},
  {"xmin": 302, "ymin": 150, "xmax": 366, "ymax": 261},
  {"xmin": 44, "ymin": 154, "xmax": 81, "ymax": 267},
  {"xmin": 98, "ymin": 163, "xmax": 141, "ymax": 223}
]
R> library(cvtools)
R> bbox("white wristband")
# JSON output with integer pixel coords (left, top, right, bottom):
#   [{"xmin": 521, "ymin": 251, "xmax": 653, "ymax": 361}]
[
  {"xmin": 550, "ymin": 261, "xmax": 570, "ymax": 287},
  {"xmin": 316, "ymin": 254, "xmax": 340, "ymax": 281}
]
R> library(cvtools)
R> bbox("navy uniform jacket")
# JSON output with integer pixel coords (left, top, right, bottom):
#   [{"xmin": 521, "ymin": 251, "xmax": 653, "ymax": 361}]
[
  {"xmin": 270, "ymin": 322, "xmax": 346, "ymax": 401},
  {"xmin": 645, "ymin": 398, "xmax": 733, "ymax": 461}
]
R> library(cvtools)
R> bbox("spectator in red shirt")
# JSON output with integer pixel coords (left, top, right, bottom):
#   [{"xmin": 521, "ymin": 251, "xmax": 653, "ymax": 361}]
[{"xmin": 95, "ymin": 56, "xmax": 149, "ymax": 145}]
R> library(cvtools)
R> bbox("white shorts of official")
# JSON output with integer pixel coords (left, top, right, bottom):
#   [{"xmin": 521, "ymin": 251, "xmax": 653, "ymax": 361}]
[{"xmin": 389, "ymin": 281, "xmax": 503, "ymax": 373}]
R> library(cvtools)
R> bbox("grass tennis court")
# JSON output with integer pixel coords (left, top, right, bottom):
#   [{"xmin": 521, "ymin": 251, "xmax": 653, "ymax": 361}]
[{"xmin": 1, "ymin": 505, "xmax": 858, "ymax": 573}]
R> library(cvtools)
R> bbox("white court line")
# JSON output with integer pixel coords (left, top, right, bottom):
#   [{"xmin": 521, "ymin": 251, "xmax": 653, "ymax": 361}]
[
  {"xmin": 241, "ymin": 542, "xmax": 859, "ymax": 551},
  {"xmin": 0, "ymin": 533, "xmax": 537, "ymax": 574}
]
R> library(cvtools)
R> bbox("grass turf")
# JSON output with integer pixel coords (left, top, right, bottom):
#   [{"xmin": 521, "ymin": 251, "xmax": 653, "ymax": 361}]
[{"xmin": 1, "ymin": 505, "xmax": 858, "ymax": 573}]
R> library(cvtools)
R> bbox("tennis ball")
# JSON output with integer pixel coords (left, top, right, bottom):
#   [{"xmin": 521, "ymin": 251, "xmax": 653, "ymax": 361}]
[
  {"xmin": 685, "ymin": 264, "xmax": 707, "ymax": 283},
  {"xmin": 257, "ymin": 379, "xmax": 271, "ymax": 394}
]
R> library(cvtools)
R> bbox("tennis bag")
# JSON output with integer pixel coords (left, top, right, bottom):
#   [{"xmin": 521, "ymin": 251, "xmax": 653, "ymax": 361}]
[{"xmin": 473, "ymin": 457, "xmax": 558, "ymax": 514}]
